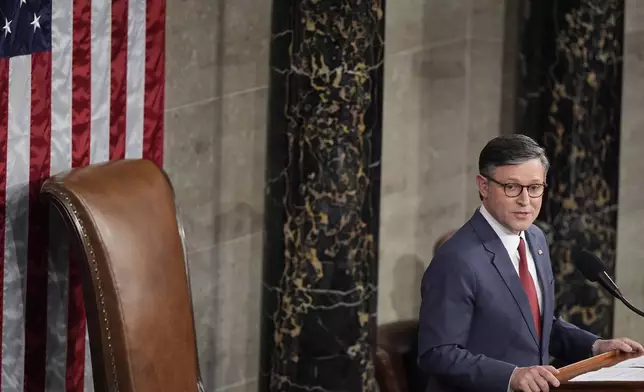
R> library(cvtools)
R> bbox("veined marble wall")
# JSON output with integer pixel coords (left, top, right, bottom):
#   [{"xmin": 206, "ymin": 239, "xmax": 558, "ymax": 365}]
[
  {"xmin": 378, "ymin": 0, "xmax": 513, "ymax": 324},
  {"xmin": 260, "ymin": 2, "xmax": 385, "ymax": 391},
  {"xmin": 516, "ymin": 0, "xmax": 624, "ymax": 340},
  {"xmin": 513, "ymin": 0, "xmax": 644, "ymax": 346}
]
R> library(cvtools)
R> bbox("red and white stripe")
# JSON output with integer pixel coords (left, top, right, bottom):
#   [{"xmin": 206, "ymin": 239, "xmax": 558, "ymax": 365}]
[{"xmin": 0, "ymin": 0, "xmax": 165, "ymax": 391}]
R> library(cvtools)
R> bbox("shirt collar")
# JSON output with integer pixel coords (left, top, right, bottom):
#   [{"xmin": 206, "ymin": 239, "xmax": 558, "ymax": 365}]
[{"xmin": 479, "ymin": 204, "xmax": 526, "ymax": 253}]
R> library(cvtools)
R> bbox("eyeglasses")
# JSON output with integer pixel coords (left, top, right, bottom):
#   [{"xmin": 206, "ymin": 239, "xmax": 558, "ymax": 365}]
[{"xmin": 485, "ymin": 176, "xmax": 547, "ymax": 198}]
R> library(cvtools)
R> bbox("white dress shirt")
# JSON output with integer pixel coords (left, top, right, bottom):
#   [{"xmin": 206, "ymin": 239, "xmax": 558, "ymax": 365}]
[
  {"xmin": 479, "ymin": 205, "xmax": 544, "ymax": 392},
  {"xmin": 479, "ymin": 204, "xmax": 543, "ymax": 313}
]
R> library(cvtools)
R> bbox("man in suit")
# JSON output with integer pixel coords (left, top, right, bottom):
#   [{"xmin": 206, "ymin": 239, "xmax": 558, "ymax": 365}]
[{"xmin": 417, "ymin": 135, "xmax": 643, "ymax": 392}]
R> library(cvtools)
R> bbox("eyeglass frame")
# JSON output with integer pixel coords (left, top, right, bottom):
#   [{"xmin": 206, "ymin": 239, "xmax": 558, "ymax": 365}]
[{"xmin": 483, "ymin": 176, "xmax": 547, "ymax": 198}]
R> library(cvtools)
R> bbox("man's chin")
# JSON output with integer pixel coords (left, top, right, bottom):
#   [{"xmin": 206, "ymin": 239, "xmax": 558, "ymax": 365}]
[
  {"xmin": 512, "ymin": 223, "xmax": 531, "ymax": 232},
  {"xmin": 508, "ymin": 221, "xmax": 533, "ymax": 233}
]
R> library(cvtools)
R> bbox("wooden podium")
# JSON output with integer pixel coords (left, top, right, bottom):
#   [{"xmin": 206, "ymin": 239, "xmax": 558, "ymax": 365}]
[{"xmin": 556, "ymin": 351, "xmax": 644, "ymax": 391}]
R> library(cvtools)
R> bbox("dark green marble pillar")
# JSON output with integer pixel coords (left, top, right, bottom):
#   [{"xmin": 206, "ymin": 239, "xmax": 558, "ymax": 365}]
[
  {"xmin": 260, "ymin": 1, "xmax": 385, "ymax": 391},
  {"xmin": 515, "ymin": 0, "xmax": 624, "ymax": 339}
]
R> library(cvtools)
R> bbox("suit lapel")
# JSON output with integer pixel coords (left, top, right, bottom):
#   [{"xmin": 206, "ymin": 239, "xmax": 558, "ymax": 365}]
[
  {"xmin": 526, "ymin": 228, "xmax": 553, "ymax": 351},
  {"xmin": 470, "ymin": 211, "xmax": 540, "ymax": 347}
]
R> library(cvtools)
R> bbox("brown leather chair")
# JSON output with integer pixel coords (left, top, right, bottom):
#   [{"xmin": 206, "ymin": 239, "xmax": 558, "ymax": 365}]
[
  {"xmin": 40, "ymin": 159, "xmax": 203, "ymax": 392},
  {"xmin": 375, "ymin": 320, "xmax": 426, "ymax": 392}
]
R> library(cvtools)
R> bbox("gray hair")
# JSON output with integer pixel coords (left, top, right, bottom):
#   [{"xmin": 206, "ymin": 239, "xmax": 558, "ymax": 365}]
[{"xmin": 478, "ymin": 134, "xmax": 550, "ymax": 178}]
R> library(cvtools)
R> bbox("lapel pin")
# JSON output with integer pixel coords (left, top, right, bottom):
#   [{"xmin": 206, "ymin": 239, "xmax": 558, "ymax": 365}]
[{"xmin": 538, "ymin": 249, "xmax": 543, "ymax": 255}]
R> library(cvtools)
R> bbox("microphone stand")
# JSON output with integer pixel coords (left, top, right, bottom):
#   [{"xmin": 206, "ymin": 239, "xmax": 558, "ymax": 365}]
[
  {"xmin": 601, "ymin": 272, "xmax": 644, "ymax": 318},
  {"xmin": 615, "ymin": 291, "xmax": 644, "ymax": 318}
]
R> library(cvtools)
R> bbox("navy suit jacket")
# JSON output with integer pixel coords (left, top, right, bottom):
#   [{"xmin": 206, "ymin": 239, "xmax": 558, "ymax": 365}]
[{"xmin": 417, "ymin": 210, "xmax": 599, "ymax": 392}]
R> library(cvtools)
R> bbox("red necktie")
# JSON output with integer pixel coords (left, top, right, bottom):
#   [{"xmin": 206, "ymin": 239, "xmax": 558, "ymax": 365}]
[{"xmin": 518, "ymin": 237, "xmax": 541, "ymax": 339}]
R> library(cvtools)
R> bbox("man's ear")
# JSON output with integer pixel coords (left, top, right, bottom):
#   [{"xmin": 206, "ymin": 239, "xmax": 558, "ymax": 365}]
[{"xmin": 476, "ymin": 174, "xmax": 488, "ymax": 200}]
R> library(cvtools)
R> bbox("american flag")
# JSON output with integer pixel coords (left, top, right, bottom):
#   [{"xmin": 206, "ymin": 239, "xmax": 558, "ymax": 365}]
[{"xmin": 0, "ymin": 0, "xmax": 165, "ymax": 391}]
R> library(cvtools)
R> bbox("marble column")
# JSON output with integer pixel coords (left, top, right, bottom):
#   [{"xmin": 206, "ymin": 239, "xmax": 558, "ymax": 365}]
[
  {"xmin": 260, "ymin": 1, "xmax": 385, "ymax": 392},
  {"xmin": 515, "ymin": 0, "xmax": 624, "ymax": 338}
]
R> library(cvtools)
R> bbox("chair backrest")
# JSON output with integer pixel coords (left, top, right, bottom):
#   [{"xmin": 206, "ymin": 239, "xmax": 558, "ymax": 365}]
[
  {"xmin": 376, "ymin": 320, "xmax": 426, "ymax": 392},
  {"xmin": 40, "ymin": 159, "xmax": 202, "ymax": 392}
]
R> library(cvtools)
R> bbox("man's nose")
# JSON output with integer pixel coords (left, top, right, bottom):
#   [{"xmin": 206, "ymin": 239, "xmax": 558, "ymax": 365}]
[{"xmin": 517, "ymin": 188, "xmax": 529, "ymax": 205}]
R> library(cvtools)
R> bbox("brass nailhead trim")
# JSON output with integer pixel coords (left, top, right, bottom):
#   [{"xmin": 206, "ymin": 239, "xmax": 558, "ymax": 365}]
[{"xmin": 47, "ymin": 186, "xmax": 119, "ymax": 392}]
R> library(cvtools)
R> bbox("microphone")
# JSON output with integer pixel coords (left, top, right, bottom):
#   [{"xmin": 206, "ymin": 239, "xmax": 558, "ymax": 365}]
[{"xmin": 572, "ymin": 248, "xmax": 644, "ymax": 318}]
